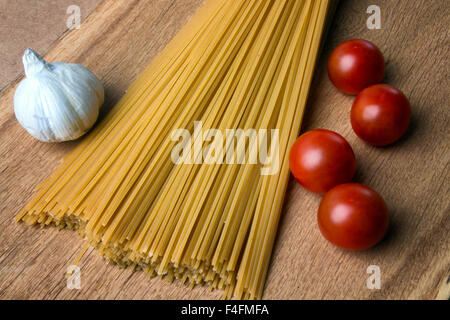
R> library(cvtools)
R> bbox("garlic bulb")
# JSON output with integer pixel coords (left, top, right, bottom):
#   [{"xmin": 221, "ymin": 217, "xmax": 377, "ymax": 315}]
[{"xmin": 14, "ymin": 48, "xmax": 104, "ymax": 142}]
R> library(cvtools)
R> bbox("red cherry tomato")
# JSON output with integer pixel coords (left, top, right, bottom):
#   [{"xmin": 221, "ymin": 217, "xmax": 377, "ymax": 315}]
[
  {"xmin": 328, "ymin": 39, "xmax": 385, "ymax": 95},
  {"xmin": 289, "ymin": 129, "xmax": 356, "ymax": 194},
  {"xmin": 351, "ymin": 84, "xmax": 411, "ymax": 146},
  {"xmin": 318, "ymin": 183, "xmax": 389, "ymax": 250}
]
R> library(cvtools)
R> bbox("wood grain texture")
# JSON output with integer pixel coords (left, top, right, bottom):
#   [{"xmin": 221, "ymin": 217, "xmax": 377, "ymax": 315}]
[
  {"xmin": 0, "ymin": 0, "xmax": 101, "ymax": 89},
  {"xmin": 0, "ymin": 0, "xmax": 448, "ymax": 300}
]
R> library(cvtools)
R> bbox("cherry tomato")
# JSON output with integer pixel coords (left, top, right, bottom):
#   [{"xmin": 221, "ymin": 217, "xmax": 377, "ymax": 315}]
[
  {"xmin": 328, "ymin": 39, "xmax": 385, "ymax": 95},
  {"xmin": 318, "ymin": 183, "xmax": 389, "ymax": 250},
  {"xmin": 289, "ymin": 129, "xmax": 356, "ymax": 194},
  {"xmin": 351, "ymin": 84, "xmax": 411, "ymax": 146}
]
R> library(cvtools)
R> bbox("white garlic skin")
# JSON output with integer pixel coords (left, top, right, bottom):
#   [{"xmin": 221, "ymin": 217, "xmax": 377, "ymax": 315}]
[{"xmin": 14, "ymin": 48, "xmax": 104, "ymax": 142}]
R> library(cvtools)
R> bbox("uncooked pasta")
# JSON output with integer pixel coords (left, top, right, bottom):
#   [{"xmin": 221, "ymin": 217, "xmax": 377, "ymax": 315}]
[{"xmin": 18, "ymin": 0, "xmax": 333, "ymax": 299}]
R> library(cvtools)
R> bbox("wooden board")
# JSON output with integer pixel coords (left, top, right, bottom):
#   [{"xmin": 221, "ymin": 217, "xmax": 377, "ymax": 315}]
[
  {"xmin": 0, "ymin": 0, "xmax": 100, "ymax": 89},
  {"xmin": 0, "ymin": 0, "xmax": 448, "ymax": 300}
]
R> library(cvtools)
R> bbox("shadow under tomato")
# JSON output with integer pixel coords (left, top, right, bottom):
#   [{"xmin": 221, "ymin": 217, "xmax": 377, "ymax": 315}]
[
  {"xmin": 356, "ymin": 207, "xmax": 404, "ymax": 258},
  {"xmin": 368, "ymin": 212, "xmax": 402, "ymax": 253},
  {"xmin": 388, "ymin": 109, "xmax": 419, "ymax": 148}
]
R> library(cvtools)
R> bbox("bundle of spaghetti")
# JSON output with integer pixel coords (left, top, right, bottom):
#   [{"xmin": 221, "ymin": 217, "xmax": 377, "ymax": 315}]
[{"xmin": 17, "ymin": 0, "xmax": 332, "ymax": 299}]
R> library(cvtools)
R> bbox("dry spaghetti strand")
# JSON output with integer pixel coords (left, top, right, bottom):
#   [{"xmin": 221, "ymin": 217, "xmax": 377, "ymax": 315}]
[{"xmin": 18, "ymin": 0, "xmax": 333, "ymax": 299}]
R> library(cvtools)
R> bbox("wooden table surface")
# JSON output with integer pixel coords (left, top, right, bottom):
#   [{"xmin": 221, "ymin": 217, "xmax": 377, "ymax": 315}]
[{"xmin": 0, "ymin": 0, "xmax": 448, "ymax": 300}]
